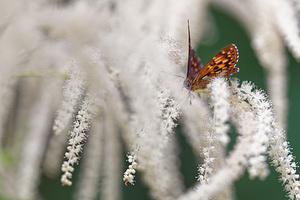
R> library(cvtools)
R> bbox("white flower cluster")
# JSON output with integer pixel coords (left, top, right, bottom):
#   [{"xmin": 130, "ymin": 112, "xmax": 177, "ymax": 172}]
[
  {"xmin": 269, "ymin": 125, "xmax": 300, "ymax": 199},
  {"xmin": 123, "ymin": 153, "xmax": 138, "ymax": 185},
  {"xmin": 208, "ymin": 77, "xmax": 230, "ymax": 146},
  {"xmin": 197, "ymin": 142, "xmax": 216, "ymax": 184},
  {"xmin": 61, "ymin": 93, "xmax": 100, "ymax": 186},
  {"xmin": 234, "ymin": 81, "xmax": 272, "ymax": 179},
  {"xmin": 157, "ymin": 89, "xmax": 181, "ymax": 135},
  {"xmin": 197, "ymin": 78, "xmax": 230, "ymax": 184}
]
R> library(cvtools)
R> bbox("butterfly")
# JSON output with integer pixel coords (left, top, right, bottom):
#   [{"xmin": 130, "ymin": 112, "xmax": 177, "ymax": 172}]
[{"xmin": 184, "ymin": 21, "xmax": 239, "ymax": 92}]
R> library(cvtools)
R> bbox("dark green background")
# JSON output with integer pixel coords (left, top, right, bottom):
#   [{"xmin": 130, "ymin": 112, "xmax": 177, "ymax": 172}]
[{"xmin": 32, "ymin": 6, "xmax": 300, "ymax": 200}]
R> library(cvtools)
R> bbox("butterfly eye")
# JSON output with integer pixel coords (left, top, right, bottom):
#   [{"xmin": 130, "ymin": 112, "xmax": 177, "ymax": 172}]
[{"xmin": 184, "ymin": 79, "xmax": 192, "ymax": 90}]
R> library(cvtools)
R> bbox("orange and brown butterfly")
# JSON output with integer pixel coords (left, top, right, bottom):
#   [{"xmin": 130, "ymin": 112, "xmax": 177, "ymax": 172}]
[{"xmin": 184, "ymin": 21, "xmax": 239, "ymax": 92}]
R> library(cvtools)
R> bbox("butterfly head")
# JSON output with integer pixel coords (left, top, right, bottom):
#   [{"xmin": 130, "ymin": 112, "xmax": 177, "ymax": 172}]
[{"xmin": 184, "ymin": 79, "xmax": 192, "ymax": 90}]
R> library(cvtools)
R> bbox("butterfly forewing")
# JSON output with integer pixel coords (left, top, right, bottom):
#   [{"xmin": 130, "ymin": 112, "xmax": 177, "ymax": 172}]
[
  {"xmin": 191, "ymin": 44, "xmax": 239, "ymax": 90},
  {"xmin": 184, "ymin": 21, "xmax": 203, "ymax": 90},
  {"xmin": 187, "ymin": 49, "xmax": 202, "ymax": 81}
]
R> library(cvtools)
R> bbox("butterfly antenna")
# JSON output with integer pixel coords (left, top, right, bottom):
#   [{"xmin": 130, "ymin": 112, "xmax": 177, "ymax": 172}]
[
  {"xmin": 174, "ymin": 74, "xmax": 185, "ymax": 79},
  {"xmin": 187, "ymin": 20, "xmax": 191, "ymax": 50},
  {"xmin": 159, "ymin": 70, "xmax": 185, "ymax": 79},
  {"xmin": 186, "ymin": 20, "xmax": 192, "ymax": 78}
]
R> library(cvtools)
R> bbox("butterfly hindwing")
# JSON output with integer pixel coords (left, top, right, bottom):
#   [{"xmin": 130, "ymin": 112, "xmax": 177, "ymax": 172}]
[{"xmin": 192, "ymin": 44, "xmax": 239, "ymax": 90}]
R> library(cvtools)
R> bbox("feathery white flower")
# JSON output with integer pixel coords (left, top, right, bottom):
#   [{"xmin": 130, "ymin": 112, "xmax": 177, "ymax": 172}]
[
  {"xmin": 238, "ymin": 84, "xmax": 272, "ymax": 179},
  {"xmin": 208, "ymin": 77, "xmax": 230, "ymax": 146},
  {"xmin": 61, "ymin": 93, "xmax": 100, "ymax": 186},
  {"xmin": 269, "ymin": 123, "xmax": 300, "ymax": 199},
  {"xmin": 196, "ymin": 78, "xmax": 231, "ymax": 186},
  {"xmin": 53, "ymin": 63, "xmax": 86, "ymax": 135}
]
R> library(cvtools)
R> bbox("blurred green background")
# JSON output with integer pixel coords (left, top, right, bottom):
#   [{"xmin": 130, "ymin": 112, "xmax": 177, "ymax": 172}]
[{"xmin": 36, "ymin": 6, "xmax": 300, "ymax": 200}]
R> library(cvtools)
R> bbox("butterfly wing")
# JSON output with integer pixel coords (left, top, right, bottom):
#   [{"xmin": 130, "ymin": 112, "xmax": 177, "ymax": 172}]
[
  {"xmin": 191, "ymin": 44, "xmax": 239, "ymax": 90},
  {"xmin": 184, "ymin": 21, "xmax": 203, "ymax": 90},
  {"xmin": 187, "ymin": 49, "xmax": 202, "ymax": 81}
]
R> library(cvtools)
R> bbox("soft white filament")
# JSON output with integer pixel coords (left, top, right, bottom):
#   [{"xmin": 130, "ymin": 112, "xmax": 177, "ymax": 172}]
[
  {"xmin": 100, "ymin": 112, "xmax": 122, "ymax": 200},
  {"xmin": 17, "ymin": 81, "xmax": 60, "ymax": 200},
  {"xmin": 74, "ymin": 118, "xmax": 104, "ymax": 200}
]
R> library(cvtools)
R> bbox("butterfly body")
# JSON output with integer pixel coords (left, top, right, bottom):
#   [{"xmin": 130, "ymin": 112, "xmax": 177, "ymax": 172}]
[{"xmin": 184, "ymin": 22, "xmax": 239, "ymax": 91}]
